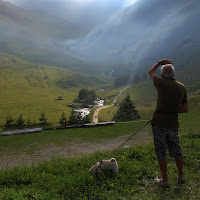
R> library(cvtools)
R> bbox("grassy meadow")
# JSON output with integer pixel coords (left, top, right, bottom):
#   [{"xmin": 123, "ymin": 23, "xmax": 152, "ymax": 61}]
[
  {"xmin": 0, "ymin": 107, "xmax": 199, "ymax": 199},
  {"xmin": 98, "ymin": 77, "xmax": 200, "ymax": 125},
  {"xmin": 0, "ymin": 52, "xmax": 111, "ymax": 126},
  {"xmin": 98, "ymin": 80, "xmax": 157, "ymax": 121},
  {"xmin": 0, "ymin": 52, "xmax": 200, "ymax": 199},
  {"xmin": 0, "ymin": 122, "xmax": 148, "ymax": 155},
  {"xmin": 0, "ymin": 131, "xmax": 199, "ymax": 200}
]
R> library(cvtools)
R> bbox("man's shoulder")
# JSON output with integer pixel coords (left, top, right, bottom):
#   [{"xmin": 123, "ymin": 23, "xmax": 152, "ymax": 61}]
[
  {"xmin": 154, "ymin": 76, "xmax": 186, "ymax": 90},
  {"xmin": 153, "ymin": 75, "xmax": 162, "ymax": 84},
  {"xmin": 153, "ymin": 76, "xmax": 169, "ymax": 87},
  {"xmin": 175, "ymin": 80, "xmax": 186, "ymax": 88}
]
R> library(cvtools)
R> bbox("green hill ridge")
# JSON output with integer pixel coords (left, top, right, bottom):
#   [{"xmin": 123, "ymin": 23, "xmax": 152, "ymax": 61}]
[{"xmin": 0, "ymin": 52, "xmax": 110, "ymax": 125}]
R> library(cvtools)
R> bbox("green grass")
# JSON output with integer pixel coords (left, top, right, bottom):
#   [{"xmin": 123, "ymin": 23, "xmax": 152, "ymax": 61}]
[
  {"xmin": 0, "ymin": 51, "xmax": 199, "ymax": 199},
  {"xmin": 98, "ymin": 80, "xmax": 156, "ymax": 122},
  {"xmin": 96, "ymin": 86, "xmax": 126, "ymax": 104},
  {"xmin": 0, "ymin": 121, "xmax": 148, "ymax": 156},
  {"xmin": 0, "ymin": 52, "xmax": 111, "ymax": 126},
  {"xmin": 179, "ymin": 110, "xmax": 200, "ymax": 133},
  {"xmin": 98, "ymin": 79, "xmax": 200, "ymax": 124},
  {"xmin": 0, "ymin": 131, "xmax": 199, "ymax": 200},
  {"xmin": 0, "ymin": 66, "xmax": 199, "ymax": 199},
  {"xmin": 98, "ymin": 106, "xmax": 118, "ymax": 122}
]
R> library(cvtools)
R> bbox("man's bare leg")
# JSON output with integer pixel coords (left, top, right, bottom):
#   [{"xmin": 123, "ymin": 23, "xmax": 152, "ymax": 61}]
[
  {"xmin": 175, "ymin": 156, "xmax": 183, "ymax": 177},
  {"xmin": 175, "ymin": 156, "xmax": 186, "ymax": 183},
  {"xmin": 158, "ymin": 160, "xmax": 168, "ymax": 182}
]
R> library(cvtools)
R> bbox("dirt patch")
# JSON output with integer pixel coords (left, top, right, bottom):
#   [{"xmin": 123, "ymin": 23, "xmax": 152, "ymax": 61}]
[{"xmin": 0, "ymin": 127, "xmax": 153, "ymax": 169}]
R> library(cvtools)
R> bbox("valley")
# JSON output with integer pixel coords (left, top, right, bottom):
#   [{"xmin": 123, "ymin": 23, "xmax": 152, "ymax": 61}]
[
  {"xmin": 0, "ymin": 0, "xmax": 199, "ymax": 198},
  {"xmin": 0, "ymin": 52, "xmax": 112, "ymax": 127},
  {"xmin": 0, "ymin": 50, "xmax": 200, "ymax": 129}
]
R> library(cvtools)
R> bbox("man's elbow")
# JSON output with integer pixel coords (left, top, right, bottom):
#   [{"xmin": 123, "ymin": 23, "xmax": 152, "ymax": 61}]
[
  {"xmin": 179, "ymin": 103, "xmax": 188, "ymax": 113},
  {"xmin": 148, "ymin": 69, "xmax": 152, "ymax": 75},
  {"xmin": 184, "ymin": 103, "xmax": 189, "ymax": 113},
  {"xmin": 183, "ymin": 108, "xmax": 188, "ymax": 113},
  {"xmin": 148, "ymin": 71, "xmax": 155, "ymax": 80}
]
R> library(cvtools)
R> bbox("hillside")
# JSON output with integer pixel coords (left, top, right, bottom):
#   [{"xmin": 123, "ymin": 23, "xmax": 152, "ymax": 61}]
[
  {"xmin": 0, "ymin": 52, "xmax": 111, "ymax": 125},
  {"xmin": 0, "ymin": 0, "xmax": 100, "ymax": 73},
  {"xmin": 67, "ymin": 0, "xmax": 200, "ymax": 77},
  {"xmin": 68, "ymin": 0, "xmax": 200, "ymax": 63},
  {"xmin": 98, "ymin": 65, "xmax": 200, "ymax": 125},
  {"xmin": 0, "ymin": 129, "xmax": 199, "ymax": 199},
  {"xmin": 0, "ymin": 0, "xmax": 89, "ymax": 39},
  {"xmin": 1, "ymin": 0, "xmax": 200, "ymax": 76},
  {"xmin": 0, "ymin": 1, "xmax": 199, "ymax": 198}
]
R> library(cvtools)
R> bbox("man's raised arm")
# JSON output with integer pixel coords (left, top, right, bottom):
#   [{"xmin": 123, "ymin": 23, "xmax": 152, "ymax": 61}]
[{"xmin": 148, "ymin": 59, "xmax": 173, "ymax": 80}]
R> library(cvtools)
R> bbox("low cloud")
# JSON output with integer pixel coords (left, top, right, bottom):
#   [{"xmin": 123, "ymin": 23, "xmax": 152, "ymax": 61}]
[
  {"xmin": 5, "ymin": 0, "xmax": 129, "ymax": 30},
  {"xmin": 2, "ymin": 0, "xmax": 200, "ymax": 69},
  {"xmin": 65, "ymin": 0, "xmax": 200, "ymax": 65}
]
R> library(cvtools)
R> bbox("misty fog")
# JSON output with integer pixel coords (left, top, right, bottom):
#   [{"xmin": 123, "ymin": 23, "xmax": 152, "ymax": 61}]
[
  {"xmin": 1, "ymin": 0, "xmax": 200, "ymax": 73},
  {"xmin": 5, "ymin": 0, "xmax": 129, "ymax": 30},
  {"xmin": 66, "ymin": 0, "xmax": 200, "ymax": 66}
]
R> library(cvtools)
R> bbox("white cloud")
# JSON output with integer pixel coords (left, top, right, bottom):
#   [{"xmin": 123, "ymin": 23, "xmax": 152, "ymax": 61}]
[{"xmin": 124, "ymin": 0, "xmax": 138, "ymax": 7}]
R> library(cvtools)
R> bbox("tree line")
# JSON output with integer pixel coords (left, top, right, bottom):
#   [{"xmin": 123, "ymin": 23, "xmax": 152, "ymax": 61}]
[
  {"xmin": 3, "ymin": 110, "xmax": 91, "ymax": 130},
  {"xmin": 3, "ymin": 112, "xmax": 50, "ymax": 130},
  {"xmin": 3, "ymin": 91, "xmax": 141, "ymax": 130}
]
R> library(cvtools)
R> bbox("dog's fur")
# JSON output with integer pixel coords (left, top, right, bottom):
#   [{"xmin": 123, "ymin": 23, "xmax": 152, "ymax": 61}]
[{"xmin": 89, "ymin": 158, "xmax": 118, "ymax": 175}]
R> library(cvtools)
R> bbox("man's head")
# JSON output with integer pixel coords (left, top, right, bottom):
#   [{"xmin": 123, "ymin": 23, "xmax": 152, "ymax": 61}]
[{"xmin": 161, "ymin": 64, "xmax": 175, "ymax": 79}]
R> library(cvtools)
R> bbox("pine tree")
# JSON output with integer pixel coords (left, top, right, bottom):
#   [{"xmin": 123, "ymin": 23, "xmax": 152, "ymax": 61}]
[
  {"xmin": 68, "ymin": 110, "xmax": 77, "ymax": 126},
  {"xmin": 16, "ymin": 114, "xmax": 25, "ymax": 128},
  {"xmin": 26, "ymin": 118, "xmax": 32, "ymax": 128},
  {"xmin": 83, "ymin": 115, "xmax": 91, "ymax": 124},
  {"xmin": 59, "ymin": 111, "xmax": 66, "ymax": 127},
  {"xmin": 4, "ymin": 113, "xmax": 15, "ymax": 129},
  {"xmin": 78, "ymin": 88, "xmax": 88, "ymax": 100},
  {"xmin": 39, "ymin": 111, "xmax": 48, "ymax": 127},
  {"xmin": 78, "ymin": 88, "xmax": 97, "ymax": 106},
  {"xmin": 76, "ymin": 112, "xmax": 83, "ymax": 125},
  {"xmin": 113, "ymin": 94, "xmax": 140, "ymax": 122}
]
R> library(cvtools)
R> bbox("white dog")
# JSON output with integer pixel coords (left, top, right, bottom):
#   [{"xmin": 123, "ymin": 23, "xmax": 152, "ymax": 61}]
[{"xmin": 89, "ymin": 158, "xmax": 118, "ymax": 175}]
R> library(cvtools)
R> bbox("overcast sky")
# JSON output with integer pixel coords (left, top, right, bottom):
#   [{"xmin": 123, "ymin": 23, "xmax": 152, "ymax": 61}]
[
  {"xmin": 6, "ymin": 0, "xmax": 137, "ymax": 8},
  {"xmin": 5, "ymin": 0, "xmax": 138, "ymax": 28},
  {"xmin": 2, "ymin": 0, "xmax": 199, "ymax": 67}
]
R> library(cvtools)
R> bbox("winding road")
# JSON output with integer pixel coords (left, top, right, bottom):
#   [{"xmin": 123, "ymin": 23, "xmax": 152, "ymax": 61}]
[{"xmin": 92, "ymin": 85, "xmax": 132, "ymax": 123}]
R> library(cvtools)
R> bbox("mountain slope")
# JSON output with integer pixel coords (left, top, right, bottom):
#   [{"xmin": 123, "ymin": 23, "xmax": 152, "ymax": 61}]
[
  {"xmin": 0, "ymin": 52, "xmax": 110, "ymax": 125},
  {"xmin": 67, "ymin": 0, "xmax": 200, "ymax": 67},
  {"xmin": 0, "ymin": 0, "xmax": 99, "ymax": 73},
  {"xmin": 0, "ymin": 0, "xmax": 87, "ymax": 39}
]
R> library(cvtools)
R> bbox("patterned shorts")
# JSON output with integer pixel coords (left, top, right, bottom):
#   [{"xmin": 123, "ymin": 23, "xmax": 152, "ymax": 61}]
[{"xmin": 152, "ymin": 127, "xmax": 182, "ymax": 160}]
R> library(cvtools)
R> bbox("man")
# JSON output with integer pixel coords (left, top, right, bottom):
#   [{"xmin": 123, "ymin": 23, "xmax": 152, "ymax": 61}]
[{"xmin": 148, "ymin": 59, "xmax": 188, "ymax": 187}]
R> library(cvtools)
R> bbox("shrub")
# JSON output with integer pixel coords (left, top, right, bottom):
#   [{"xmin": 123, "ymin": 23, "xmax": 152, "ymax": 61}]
[
  {"xmin": 16, "ymin": 114, "xmax": 25, "ymax": 128},
  {"xmin": 4, "ymin": 113, "xmax": 15, "ymax": 130},
  {"xmin": 39, "ymin": 111, "xmax": 49, "ymax": 127},
  {"xmin": 59, "ymin": 111, "xmax": 66, "ymax": 127}
]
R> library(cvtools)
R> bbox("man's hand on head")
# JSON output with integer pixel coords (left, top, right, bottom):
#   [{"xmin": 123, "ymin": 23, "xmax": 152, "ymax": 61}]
[
  {"xmin": 158, "ymin": 59, "xmax": 173, "ymax": 65},
  {"xmin": 148, "ymin": 59, "xmax": 173, "ymax": 80}
]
